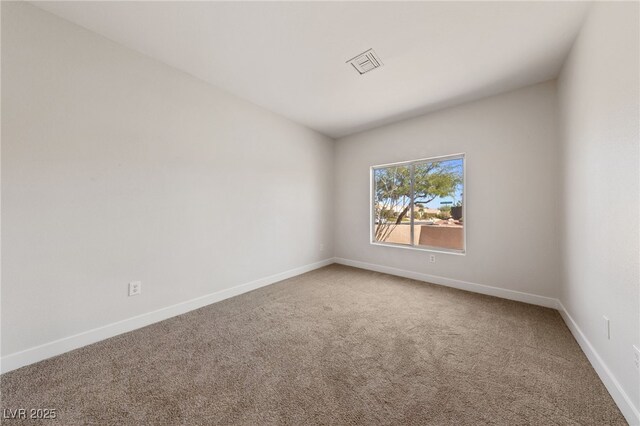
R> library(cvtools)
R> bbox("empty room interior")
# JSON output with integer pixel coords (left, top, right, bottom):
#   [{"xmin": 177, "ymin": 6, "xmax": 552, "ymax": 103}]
[{"xmin": 1, "ymin": 1, "xmax": 639, "ymax": 424}]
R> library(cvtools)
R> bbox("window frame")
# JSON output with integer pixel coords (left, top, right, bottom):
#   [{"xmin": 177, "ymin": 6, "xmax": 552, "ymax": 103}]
[{"xmin": 370, "ymin": 153, "xmax": 466, "ymax": 255}]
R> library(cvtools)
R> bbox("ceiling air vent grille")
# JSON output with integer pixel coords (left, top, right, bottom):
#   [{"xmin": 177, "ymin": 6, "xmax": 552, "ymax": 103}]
[{"xmin": 346, "ymin": 49, "xmax": 383, "ymax": 75}]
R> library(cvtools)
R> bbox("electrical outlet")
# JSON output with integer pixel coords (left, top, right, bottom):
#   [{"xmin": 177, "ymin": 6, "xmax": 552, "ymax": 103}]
[
  {"xmin": 633, "ymin": 345, "xmax": 640, "ymax": 370},
  {"xmin": 128, "ymin": 281, "xmax": 142, "ymax": 297},
  {"xmin": 429, "ymin": 254, "xmax": 436, "ymax": 263},
  {"xmin": 320, "ymin": 244, "xmax": 324, "ymax": 252},
  {"xmin": 603, "ymin": 316, "xmax": 610, "ymax": 340}
]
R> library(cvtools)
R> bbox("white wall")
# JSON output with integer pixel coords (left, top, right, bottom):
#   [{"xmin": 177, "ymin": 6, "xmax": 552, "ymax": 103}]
[
  {"xmin": 1, "ymin": 2, "xmax": 334, "ymax": 357},
  {"xmin": 3, "ymin": 4, "xmax": 638, "ymax": 421},
  {"xmin": 557, "ymin": 1, "xmax": 640, "ymax": 418},
  {"xmin": 334, "ymin": 81, "xmax": 562, "ymax": 300}
]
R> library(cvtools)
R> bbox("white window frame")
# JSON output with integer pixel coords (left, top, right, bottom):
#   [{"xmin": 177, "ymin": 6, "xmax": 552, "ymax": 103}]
[{"xmin": 370, "ymin": 153, "xmax": 466, "ymax": 255}]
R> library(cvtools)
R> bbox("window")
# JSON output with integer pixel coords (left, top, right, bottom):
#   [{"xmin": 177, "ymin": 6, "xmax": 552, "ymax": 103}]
[{"xmin": 371, "ymin": 154, "xmax": 465, "ymax": 254}]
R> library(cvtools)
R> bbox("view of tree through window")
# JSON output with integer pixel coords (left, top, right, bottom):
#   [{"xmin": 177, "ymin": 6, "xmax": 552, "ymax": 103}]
[{"xmin": 372, "ymin": 155, "xmax": 465, "ymax": 252}]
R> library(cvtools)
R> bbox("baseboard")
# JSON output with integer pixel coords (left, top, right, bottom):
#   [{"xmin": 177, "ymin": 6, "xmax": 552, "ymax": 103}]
[
  {"xmin": 333, "ymin": 257, "xmax": 558, "ymax": 309},
  {"xmin": 334, "ymin": 257, "xmax": 638, "ymax": 423},
  {"xmin": 4, "ymin": 257, "xmax": 637, "ymax": 425},
  {"xmin": 557, "ymin": 301, "xmax": 640, "ymax": 425},
  {"xmin": 0, "ymin": 258, "xmax": 334, "ymax": 374}
]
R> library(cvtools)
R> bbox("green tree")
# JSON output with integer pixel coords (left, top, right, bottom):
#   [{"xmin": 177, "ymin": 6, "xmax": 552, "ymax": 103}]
[
  {"xmin": 374, "ymin": 161, "xmax": 462, "ymax": 241},
  {"xmin": 439, "ymin": 205, "xmax": 451, "ymax": 218}
]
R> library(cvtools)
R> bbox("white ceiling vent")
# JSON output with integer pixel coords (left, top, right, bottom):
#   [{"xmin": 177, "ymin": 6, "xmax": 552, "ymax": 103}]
[{"xmin": 346, "ymin": 49, "xmax": 383, "ymax": 75}]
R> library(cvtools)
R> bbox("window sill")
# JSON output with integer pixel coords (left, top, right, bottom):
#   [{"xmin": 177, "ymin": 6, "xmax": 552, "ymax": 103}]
[{"xmin": 370, "ymin": 241, "xmax": 466, "ymax": 256}]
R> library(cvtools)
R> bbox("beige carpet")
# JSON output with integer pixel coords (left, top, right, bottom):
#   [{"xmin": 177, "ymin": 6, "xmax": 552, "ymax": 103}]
[{"xmin": 1, "ymin": 265, "xmax": 625, "ymax": 425}]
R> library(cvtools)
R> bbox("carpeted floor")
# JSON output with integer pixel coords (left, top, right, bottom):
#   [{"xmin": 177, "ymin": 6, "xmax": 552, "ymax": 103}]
[{"xmin": 1, "ymin": 265, "xmax": 626, "ymax": 425}]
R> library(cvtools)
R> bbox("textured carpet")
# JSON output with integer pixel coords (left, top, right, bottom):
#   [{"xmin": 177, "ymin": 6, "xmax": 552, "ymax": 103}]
[{"xmin": 1, "ymin": 265, "xmax": 625, "ymax": 425}]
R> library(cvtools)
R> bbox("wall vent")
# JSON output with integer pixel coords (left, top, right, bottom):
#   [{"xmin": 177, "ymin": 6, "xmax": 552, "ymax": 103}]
[{"xmin": 346, "ymin": 49, "xmax": 383, "ymax": 75}]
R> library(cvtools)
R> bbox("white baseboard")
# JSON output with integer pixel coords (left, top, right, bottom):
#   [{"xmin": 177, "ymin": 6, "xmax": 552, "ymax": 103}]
[
  {"xmin": 333, "ymin": 257, "xmax": 638, "ymax": 425},
  {"xmin": 334, "ymin": 257, "xmax": 558, "ymax": 309},
  {"xmin": 0, "ymin": 258, "xmax": 334, "ymax": 374},
  {"xmin": 4, "ymin": 257, "xmax": 637, "ymax": 425},
  {"xmin": 557, "ymin": 301, "xmax": 640, "ymax": 425}
]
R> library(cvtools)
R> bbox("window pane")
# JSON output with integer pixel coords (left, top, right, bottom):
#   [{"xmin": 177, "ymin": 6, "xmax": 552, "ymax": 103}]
[
  {"xmin": 412, "ymin": 158, "xmax": 464, "ymax": 251},
  {"xmin": 373, "ymin": 165, "xmax": 412, "ymax": 245}
]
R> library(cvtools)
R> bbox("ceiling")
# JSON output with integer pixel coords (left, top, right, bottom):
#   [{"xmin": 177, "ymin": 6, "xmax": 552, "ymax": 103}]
[{"xmin": 32, "ymin": 1, "xmax": 590, "ymax": 139}]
